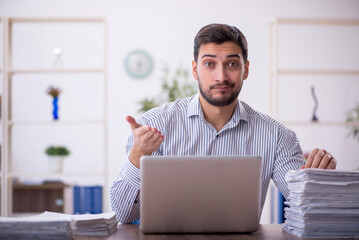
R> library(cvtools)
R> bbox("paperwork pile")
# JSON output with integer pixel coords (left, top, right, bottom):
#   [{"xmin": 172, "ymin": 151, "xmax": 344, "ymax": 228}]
[
  {"xmin": 0, "ymin": 217, "xmax": 72, "ymax": 240},
  {"xmin": 282, "ymin": 169, "xmax": 359, "ymax": 238},
  {"xmin": 40, "ymin": 211, "xmax": 118, "ymax": 236},
  {"xmin": 0, "ymin": 212, "xmax": 118, "ymax": 239}
]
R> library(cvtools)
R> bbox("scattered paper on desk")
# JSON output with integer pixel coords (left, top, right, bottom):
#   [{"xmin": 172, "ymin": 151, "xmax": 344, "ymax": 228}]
[
  {"xmin": 282, "ymin": 169, "xmax": 359, "ymax": 239},
  {"xmin": 0, "ymin": 211, "xmax": 118, "ymax": 239}
]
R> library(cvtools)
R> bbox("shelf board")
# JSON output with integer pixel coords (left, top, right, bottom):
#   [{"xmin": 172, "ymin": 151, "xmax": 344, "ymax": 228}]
[
  {"xmin": 9, "ymin": 17, "xmax": 105, "ymax": 23},
  {"xmin": 9, "ymin": 69, "xmax": 105, "ymax": 74},
  {"xmin": 8, "ymin": 172, "xmax": 105, "ymax": 178},
  {"xmin": 275, "ymin": 18, "xmax": 359, "ymax": 26},
  {"xmin": 8, "ymin": 120, "xmax": 105, "ymax": 126},
  {"xmin": 272, "ymin": 70, "xmax": 359, "ymax": 76},
  {"xmin": 281, "ymin": 121, "xmax": 359, "ymax": 127},
  {"xmin": 13, "ymin": 183, "xmax": 69, "ymax": 189}
]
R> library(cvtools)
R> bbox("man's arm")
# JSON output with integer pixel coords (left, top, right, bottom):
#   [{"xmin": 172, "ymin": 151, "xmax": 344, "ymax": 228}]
[
  {"xmin": 110, "ymin": 160, "xmax": 141, "ymax": 223},
  {"xmin": 272, "ymin": 128, "xmax": 305, "ymax": 199},
  {"xmin": 110, "ymin": 115, "xmax": 164, "ymax": 223},
  {"xmin": 272, "ymin": 128, "xmax": 337, "ymax": 199}
]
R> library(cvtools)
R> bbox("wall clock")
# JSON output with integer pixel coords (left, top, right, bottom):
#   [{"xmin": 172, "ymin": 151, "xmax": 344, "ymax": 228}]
[{"xmin": 124, "ymin": 50, "xmax": 154, "ymax": 79}]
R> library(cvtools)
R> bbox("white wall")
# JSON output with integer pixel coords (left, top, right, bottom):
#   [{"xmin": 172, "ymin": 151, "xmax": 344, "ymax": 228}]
[{"xmin": 1, "ymin": 0, "xmax": 359, "ymax": 221}]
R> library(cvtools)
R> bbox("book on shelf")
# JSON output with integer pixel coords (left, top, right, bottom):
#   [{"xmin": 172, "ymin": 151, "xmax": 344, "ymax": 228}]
[{"xmin": 73, "ymin": 185, "xmax": 102, "ymax": 214}]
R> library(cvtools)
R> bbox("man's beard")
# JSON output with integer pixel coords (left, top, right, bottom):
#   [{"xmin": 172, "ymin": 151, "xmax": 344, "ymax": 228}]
[{"xmin": 198, "ymin": 77, "xmax": 241, "ymax": 107}]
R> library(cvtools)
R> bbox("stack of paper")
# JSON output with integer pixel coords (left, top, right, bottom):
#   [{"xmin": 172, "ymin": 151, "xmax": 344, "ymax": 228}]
[
  {"xmin": 282, "ymin": 169, "xmax": 359, "ymax": 238},
  {"xmin": 0, "ymin": 212, "xmax": 118, "ymax": 239},
  {"xmin": 39, "ymin": 211, "xmax": 118, "ymax": 236},
  {"xmin": 0, "ymin": 217, "xmax": 72, "ymax": 240}
]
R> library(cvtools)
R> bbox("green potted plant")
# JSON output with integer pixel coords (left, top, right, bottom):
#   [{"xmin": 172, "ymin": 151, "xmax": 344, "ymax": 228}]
[
  {"xmin": 346, "ymin": 103, "xmax": 359, "ymax": 141},
  {"xmin": 346, "ymin": 103, "xmax": 359, "ymax": 171},
  {"xmin": 45, "ymin": 146, "xmax": 70, "ymax": 173},
  {"xmin": 138, "ymin": 64, "xmax": 197, "ymax": 113}
]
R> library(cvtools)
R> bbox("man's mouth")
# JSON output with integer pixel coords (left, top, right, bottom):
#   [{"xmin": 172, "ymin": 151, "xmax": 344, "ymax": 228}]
[{"xmin": 210, "ymin": 83, "xmax": 234, "ymax": 90}]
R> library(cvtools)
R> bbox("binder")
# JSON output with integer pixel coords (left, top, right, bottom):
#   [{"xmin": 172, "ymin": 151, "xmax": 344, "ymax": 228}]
[
  {"xmin": 83, "ymin": 187, "xmax": 93, "ymax": 214},
  {"xmin": 92, "ymin": 186, "xmax": 103, "ymax": 214},
  {"xmin": 73, "ymin": 185, "xmax": 103, "ymax": 214},
  {"xmin": 277, "ymin": 191, "xmax": 285, "ymax": 224},
  {"xmin": 73, "ymin": 186, "xmax": 81, "ymax": 214}
]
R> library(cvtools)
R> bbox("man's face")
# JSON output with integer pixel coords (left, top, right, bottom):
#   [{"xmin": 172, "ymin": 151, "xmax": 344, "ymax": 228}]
[{"xmin": 192, "ymin": 41, "xmax": 249, "ymax": 107}]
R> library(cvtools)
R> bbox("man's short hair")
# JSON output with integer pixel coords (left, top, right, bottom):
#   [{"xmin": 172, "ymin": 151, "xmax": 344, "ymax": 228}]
[{"xmin": 194, "ymin": 23, "xmax": 248, "ymax": 63}]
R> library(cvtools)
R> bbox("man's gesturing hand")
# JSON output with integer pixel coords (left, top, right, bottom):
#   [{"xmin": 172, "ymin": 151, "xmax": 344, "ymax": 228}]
[{"xmin": 126, "ymin": 115, "xmax": 164, "ymax": 169}]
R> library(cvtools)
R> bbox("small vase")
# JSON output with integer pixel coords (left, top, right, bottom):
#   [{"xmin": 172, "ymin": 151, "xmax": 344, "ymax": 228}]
[
  {"xmin": 52, "ymin": 97, "xmax": 59, "ymax": 120},
  {"xmin": 48, "ymin": 156, "xmax": 64, "ymax": 173}
]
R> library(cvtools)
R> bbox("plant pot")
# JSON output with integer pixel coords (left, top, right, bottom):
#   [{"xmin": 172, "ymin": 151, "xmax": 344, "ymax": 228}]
[{"xmin": 48, "ymin": 156, "xmax": 64, "ymax": 173}]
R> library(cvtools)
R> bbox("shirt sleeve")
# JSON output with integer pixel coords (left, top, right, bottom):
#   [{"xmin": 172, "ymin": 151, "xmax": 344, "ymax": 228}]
[
  {"xmin": 272, "ymin": 127, "xmax": 305, "ymax": 199},
  {"xmin": 110, "ymin": 159, "xmax": 141, "ymax": 224},
  {"xmin": 109, "ymin": 115, "xmax": 164, "ymax": 224}
]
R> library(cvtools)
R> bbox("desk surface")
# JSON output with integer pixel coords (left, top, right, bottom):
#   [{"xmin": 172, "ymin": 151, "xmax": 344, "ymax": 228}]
[{"xmin": 75, "ymin": 224, "xmax": 357, "ymax": 240}]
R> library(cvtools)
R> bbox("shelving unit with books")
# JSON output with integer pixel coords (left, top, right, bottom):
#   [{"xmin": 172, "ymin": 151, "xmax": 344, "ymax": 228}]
[{"xmin": 0, "ymin": 17, "xmax": 108, "ymax": 217}]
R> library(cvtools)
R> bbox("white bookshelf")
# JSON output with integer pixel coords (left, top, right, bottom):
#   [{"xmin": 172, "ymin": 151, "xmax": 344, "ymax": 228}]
[
  {"xmin": 267, "ymin": 18, "xmax": 359, "ymax": 222},
  {"xmin": 0, "ymin": 17, "xmax": 108, "ymax": 217},
  {"xmin": 269, "ymin": 18, "xmax": 359, "ymax": 172},
  {"xmin": 1, "ymin": 16, "xmax": 7, "ymax": 218},
  {"xmin": 269, "ymin": 18, "xmax": 359, "ymax": 124}
]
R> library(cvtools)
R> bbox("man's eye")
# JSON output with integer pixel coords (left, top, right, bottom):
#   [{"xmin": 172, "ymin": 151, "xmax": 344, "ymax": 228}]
[
  {"xmin": 204, "ymin": 62, "xmax": 214, "ymax": 67},
  {"xmin": 228, "ymin": 62, "xmax": 239, "ymax": 67}
]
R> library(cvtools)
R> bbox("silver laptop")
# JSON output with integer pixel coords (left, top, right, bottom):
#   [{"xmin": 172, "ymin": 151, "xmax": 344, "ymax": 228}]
[{"xmin": 139, "ymin": 155, "xmax": 262, "ymax": 233}]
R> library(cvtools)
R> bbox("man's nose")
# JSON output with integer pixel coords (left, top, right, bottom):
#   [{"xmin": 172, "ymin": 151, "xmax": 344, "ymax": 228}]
[{"xmin": 215, "ymin": 65, "xmax": 227, "ymax": 82}]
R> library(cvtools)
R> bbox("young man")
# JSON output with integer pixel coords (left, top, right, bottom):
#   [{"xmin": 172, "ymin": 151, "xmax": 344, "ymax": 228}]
[{"xmin": 110, "ymin": 24, "xmax": 337, "ymax": 224}]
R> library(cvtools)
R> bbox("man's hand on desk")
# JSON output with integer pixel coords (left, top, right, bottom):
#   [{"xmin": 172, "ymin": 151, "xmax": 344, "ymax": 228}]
[
  {"xmin": 126, "ymin": 115, "xmax": 164, "ymax": 169},
  {"xmin": 301, "ymin": 148, "xmax": 337, "ymax": 169}
]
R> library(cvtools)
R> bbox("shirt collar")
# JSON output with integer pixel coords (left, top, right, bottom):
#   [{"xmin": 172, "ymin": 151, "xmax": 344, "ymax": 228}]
[
  {"xmin": 187, "ymin": 94, "xmax": 248, "ymax": 124},
  {"xmin": 187, "ymin": 93, "xmax": 201, "ymax": 117}
]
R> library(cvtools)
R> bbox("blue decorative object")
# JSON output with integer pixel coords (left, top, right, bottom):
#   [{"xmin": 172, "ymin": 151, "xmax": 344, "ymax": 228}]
[
  {"xmin": 47, "ymin": 86, "xmax": 61, "ymax": 120},
  {"xmin": 52, "ymin": 97, "xmax": 59, "ymax": 120}
]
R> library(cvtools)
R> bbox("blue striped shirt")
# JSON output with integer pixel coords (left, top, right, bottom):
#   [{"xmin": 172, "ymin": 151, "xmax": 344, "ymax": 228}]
[{"xmin": 110, "ymin": 94, "xmax": 305, "ymax": 223}]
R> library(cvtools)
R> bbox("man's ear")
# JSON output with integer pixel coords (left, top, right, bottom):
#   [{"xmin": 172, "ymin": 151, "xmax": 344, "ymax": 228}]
[
  {"xmin": 243, "ymin": 60, "xmax": 250, "ymax": 80},
  {"xmin": 192, "ymin": 60, "xmax": 198, "ymax": 80}
]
